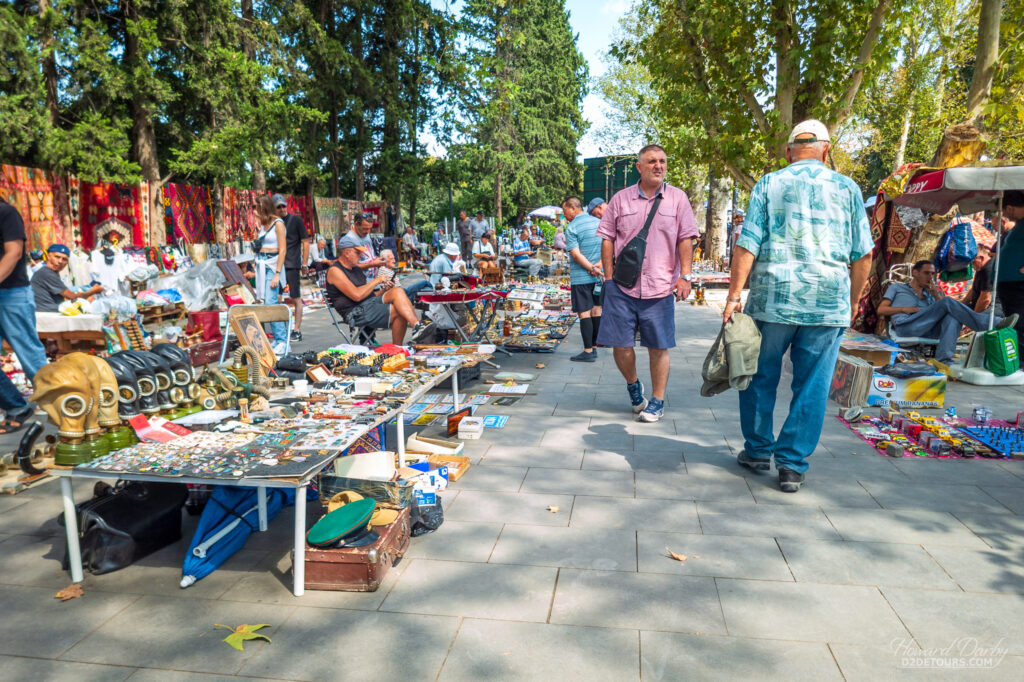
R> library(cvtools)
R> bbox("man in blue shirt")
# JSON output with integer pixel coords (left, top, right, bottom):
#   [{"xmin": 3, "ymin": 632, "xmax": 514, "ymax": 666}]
[
  {"xmin": 429, "ymin": 242, "xmax": 464, "ymax": 286},
  {"xmin": 563, "ymin": 195, "xmax": 603, "ymax": 362},
  {"xmin": 878, "ymin": 260, "xmax": 1015, "ymax": 361},
  {"xmin": 512, "ymin": 228, "xmax": 543, "ymax": 277},
  {"xmin": 724, "ymin": 120, "xmax": 873, "ymax": 493}
]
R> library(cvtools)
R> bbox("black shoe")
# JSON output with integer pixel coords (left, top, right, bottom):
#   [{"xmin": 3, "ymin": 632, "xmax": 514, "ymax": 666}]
[
  {"xmin": 737, "ymin": 450, "xmax": 770, "ymax": 472},
  {"xmin": 570, "ymin": 350, "xmax": 597, "ymax": 362},
  {"xmin": 778, "ymin": 468, "xmax": 805, "ymax": 493},
  {"xmin": 290, "ymin": 330, "xmax": 303, "ymax": 341},
  {"xmin": 411, "ymin": 320, "xmax": 435, "ymax": 343}
]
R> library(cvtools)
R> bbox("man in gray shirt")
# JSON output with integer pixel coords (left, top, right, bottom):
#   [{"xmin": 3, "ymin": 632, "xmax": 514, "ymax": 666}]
[
  {"xmin": 469, "ymin": 211, "xmax": 489, "ymax": 241},
  {"xmin": 31, "ymin": 243, "xmax": 102, "ymax": 312},
  {"xmin": 456, "ymin": 210, "xmax": 472, "ymax": 262},
  {"xmin": 878, "ymin": 260, "xmax": 1016, "ymax": 362}
]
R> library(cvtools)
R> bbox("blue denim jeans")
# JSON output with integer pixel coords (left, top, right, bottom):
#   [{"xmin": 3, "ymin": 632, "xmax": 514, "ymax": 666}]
[
  {"xmin": 738, "ymin": 322, "xmax": 843, "ymax": 474},
  {"xmin": 256, "ymin": 258, "xmax": 287, "ymax": 343},
  {"xmin": 0, "ymin": 286, "xmax": 49, "ymax": 413}
]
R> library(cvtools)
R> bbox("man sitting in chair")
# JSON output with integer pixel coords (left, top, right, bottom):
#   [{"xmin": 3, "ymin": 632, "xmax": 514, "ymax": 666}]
[
  {"xmin": 472, "ymin": 231, "xmax": 499, "ymax": 274},
  {"xmin": 878, "ymin": 260, "xmax": 1017, "ymax": 362},
  {"xmin": 326, "ymin": 234, "xmax": 431, "ymax": 345}
]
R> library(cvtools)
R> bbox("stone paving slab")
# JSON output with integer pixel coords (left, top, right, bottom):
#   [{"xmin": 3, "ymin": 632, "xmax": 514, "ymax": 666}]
[
  {"xmin": 489, "ymin": 525, "xmax": 637, "ymax": 571},
  {"xmin": 882, "ymin": 588, "xmax": 1024, "ymax": 655},
  {"xmin": 638, "ymin": 531, "xmax": 792, "ymax": 581},
  {"xmin": 550, "ymin": 569, "xmax": 726, "ymax": 634},
  {"xmin": 777, "ymin": 538, "xmax": 960, "ymax": 590},
  {"xmin": 716, "ymin": 579, "xmax": 912, "ymax": 645},
  {"xmin": 828, "ymin": 644, "xmax": 1024, "ymax": 681},
  {"xmin": 569, "ymin": 495, "xmax": 700, "ymax": 533},
  {"xmin": 0, "ymin": 656, "xmax": 135, "ymax": 681},
  {"xmin": 437, "ymin": 619, "xmax": 640, "ymax": 682},
  {"xmin": 641, "ymin": 632, "xmax": 843, "ymax": 681}
]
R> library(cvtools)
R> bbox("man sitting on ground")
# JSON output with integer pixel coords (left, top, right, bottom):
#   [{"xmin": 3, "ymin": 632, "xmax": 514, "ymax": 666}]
[
  {"xmin": 878, "ymin": 260, "xmax": 1017, "ymax": 362},
  {"xmin": 325, "ymin": 234, "xmax": 430, "ymax": 345},
  {"xmin": 31, "ymin": 244, "xmax": 102, "ymax": 312}
]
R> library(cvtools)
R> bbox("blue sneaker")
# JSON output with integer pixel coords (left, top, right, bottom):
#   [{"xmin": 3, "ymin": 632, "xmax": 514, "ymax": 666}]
[
  {"xmin": 638, "ymin": 397, "xmax": 664, "ymax": 422},
  {"xmin": 627, "ymin": 380, "xmax": 647, "ymax": 413}
]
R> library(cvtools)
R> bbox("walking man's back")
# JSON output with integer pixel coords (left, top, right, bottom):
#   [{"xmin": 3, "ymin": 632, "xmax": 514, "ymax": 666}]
[{"xmin": 724, "ymin": 120, "xmax": 873, "ymax": 493}]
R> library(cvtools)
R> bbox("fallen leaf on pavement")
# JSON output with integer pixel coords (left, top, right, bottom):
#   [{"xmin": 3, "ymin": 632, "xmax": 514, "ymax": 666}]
[
  {"xmin": 215, "ymin": 623, "xmax": 272, "ymax": 651},
  {"xmin": 55, "ymin": 584, "xmax": 83, "ymax": 601},
  {"xmin": 666, "ymin": 547, "xmax": 687, "ymax": 563},
  {"xmin": 535, "ymin": 363, "xmax": 546, "ymax": 369},
  {"xmin": 547, "ymin": 505, "xmax": 560, "ymax": 513}
]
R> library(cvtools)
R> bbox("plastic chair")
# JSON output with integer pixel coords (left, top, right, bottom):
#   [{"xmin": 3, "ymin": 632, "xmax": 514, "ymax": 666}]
[
  {"xmin": 315, "ymin": 268, "xmax": 378, "ymax": 346},
  {"xmin": 888, "ymin": 323, "xmax": 940, "ymax": 355}
]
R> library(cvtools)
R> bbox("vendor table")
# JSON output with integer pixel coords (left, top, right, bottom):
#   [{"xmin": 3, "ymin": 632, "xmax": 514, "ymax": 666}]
[
  {"xmin": 36, "ymin": 312, "xmax": 106, "ymax": 355},
  {"xmin": 55, "ymin": 362, "xmax": 462, "ymax": 597},
  {"xmin": 418, "ymin": 289, "xmax": 511, "ymax": 353}
]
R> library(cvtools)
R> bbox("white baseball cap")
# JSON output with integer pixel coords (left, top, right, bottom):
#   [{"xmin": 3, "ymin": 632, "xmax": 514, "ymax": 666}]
[
  {"xmin": 442, "ymin": 242, "xmax": 461, "ymax": 256},
  {"xmin": 787, "ymin": 119, "xmax": 830, "ymax": 144}
]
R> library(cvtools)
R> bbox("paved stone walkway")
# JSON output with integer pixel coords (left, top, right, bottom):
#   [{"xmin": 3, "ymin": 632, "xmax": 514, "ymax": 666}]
[{"xmin": 2, "ymin": 301, "xmax": 1024, "ymax": 680}]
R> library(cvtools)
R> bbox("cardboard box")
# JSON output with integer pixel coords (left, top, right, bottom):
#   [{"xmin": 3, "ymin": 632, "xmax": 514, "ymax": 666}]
[
  {"xmin": 830, "ymin": 353, "xmax": 873, "ymax": 407},
  {"xmin": 843, "ymin": 347, "xmax": 896, "ymax": 368},
  {"xmin": 866, "ymin": 372, "xmax": 947, "ymax": 408},
  {"xmin": 840, "ymin": 332, "xmax": 898, "ymax": 367}
]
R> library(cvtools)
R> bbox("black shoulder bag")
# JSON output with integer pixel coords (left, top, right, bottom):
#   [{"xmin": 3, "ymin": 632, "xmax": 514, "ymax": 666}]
[{"xmin": 612, "ymin": 195, "xmax": 662, "ymax": 289}]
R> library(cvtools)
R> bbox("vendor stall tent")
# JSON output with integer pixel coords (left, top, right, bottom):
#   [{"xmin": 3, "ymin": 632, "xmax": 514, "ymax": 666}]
[
  {"xmin": 891, "ymin": 165, "xmax": 1024, "ymax": 386},
  {"xmin": 527, "ymin": 206, "xmax": 561, "ymax": 220}
]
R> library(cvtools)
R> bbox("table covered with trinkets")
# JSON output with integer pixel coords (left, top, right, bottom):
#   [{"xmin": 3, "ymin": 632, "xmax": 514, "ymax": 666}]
[{"xmin": 54, "ymin": 352, "xmax": 467, "ymax": 596}]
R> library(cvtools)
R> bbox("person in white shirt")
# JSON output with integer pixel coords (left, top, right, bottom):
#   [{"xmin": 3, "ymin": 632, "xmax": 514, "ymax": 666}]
[{"xmin": 472, "ymin": 232, "xmax": 498, "ymax": 274}]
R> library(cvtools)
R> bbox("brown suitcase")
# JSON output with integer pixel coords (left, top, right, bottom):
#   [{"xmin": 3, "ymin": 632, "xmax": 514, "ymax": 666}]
[{"xmin": 302, "ymin": 506, "xmax": 411, "ymax": 592}]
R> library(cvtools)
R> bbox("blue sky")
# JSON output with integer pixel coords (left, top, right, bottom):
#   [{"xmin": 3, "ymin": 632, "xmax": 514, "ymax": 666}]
[{"xmin": 429, "ymin": 0, "xmax": 628, "ymax": 158}]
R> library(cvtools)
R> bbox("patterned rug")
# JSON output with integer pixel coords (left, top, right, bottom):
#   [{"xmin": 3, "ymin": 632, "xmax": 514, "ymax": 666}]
[
  {"xmin": 224, "ymin": 187, "xmax": 262, "ymax": 241},
  {"xmin": 163, "ymin": 183, "xmax": 214, "ymax": 244},
  {"xmin": 78, "ymin": 180, "xmax": 147, "ymax": 248},
  {"xmin": 0, "ymin": 164, "xmax": 64, "ymax": 251},
  {"xmin": 314, "ymin": 197, "xmax": 343, "ymax": 238}
]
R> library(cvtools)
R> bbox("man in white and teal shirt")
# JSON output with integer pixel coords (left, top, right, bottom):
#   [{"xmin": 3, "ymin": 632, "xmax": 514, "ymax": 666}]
[
  {"xmin": 562, "ymin": 195, "xmax": 604, "ymax": 361},
  {"xmin": 512, "ymin": 228, "xmax": 542, "ymax": 277},
  {"xmin": 723, "ymin": 120, "xmax": 873, "ymax": 493}
]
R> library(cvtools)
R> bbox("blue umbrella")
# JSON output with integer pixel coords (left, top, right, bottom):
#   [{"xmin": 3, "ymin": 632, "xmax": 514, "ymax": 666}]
[{"xmin": 180, "ymin": 485, "xmax": 294, "ymax": 588}]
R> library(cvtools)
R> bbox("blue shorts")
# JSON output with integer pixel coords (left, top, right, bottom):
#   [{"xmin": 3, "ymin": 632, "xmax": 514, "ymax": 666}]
[{"xmin": 596, "ymin": 280, "xmax": 676, "ymax": 349}]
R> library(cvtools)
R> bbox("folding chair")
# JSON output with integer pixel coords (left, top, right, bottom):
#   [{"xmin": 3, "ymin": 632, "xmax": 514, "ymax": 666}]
[
  {"xmin": 218, "ymin": 304, "xmax": 293, "ymax": 364},
  {"xmin": 314, "ymin": 267, "xmax": 378, "ymax": 346}
]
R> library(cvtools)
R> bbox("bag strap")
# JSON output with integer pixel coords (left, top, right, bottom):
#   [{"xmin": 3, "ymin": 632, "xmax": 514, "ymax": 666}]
[{"xmin": 636, "ymin": 194, "xmax": 663, "ymax": 244}]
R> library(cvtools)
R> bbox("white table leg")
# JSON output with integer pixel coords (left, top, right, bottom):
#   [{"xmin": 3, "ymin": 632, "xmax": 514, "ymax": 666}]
[
  {"xmin": 293, "ymin": 485, "xmax": 306, "ymax": 596},
  {"xmin": 452, "ymin": 366, "xmax": 460, "ymax": 412},
  {"xmin": 397, "ymin": 410, "xmax": 407, "ymax": 468},
  {"xmin": 60, "ymin": 477, "xmax": 84, "ymax": 583},
  {"xmin": 257, "ymin": 485, "xmax": 268, "ymax": 531}
]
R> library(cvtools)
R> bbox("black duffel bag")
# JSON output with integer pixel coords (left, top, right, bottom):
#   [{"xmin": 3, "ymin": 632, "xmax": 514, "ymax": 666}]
[{"xmin": 61, "ymin": 481, "xmax": 188, "ymax": 575}]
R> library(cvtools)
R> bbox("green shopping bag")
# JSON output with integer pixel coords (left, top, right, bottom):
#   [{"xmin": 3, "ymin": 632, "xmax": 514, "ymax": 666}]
[{"xmin": 984, "ymin": 327, "xmax": 1019, "ymax": 376}]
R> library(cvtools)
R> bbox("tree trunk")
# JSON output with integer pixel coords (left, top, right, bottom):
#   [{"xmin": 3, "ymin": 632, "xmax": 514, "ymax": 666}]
[
  {"xmin": 705, "ymin": 168, "xmax": 731, "ymax": 261},
  {"xmin": 893, "ymin": 104, "xmax": 913, "ymax": 171},
  {"xmin": 773, "ymin": 0, "xmax": 796, "ymax": 159},
  {"xmin": 964, "ymin": 0, "xmax": 1001, "ymax": 124},
  {"xmin": 241, "ymin": 0, "xmax": 266, "ymax": 192},
  {"xmin": 124, "ymin": 0, "xmax": 163, "ymax": 245},
  {"xmin": 37, "ymin": 0, "xmax": 59, "ymax": 125},
  {"xmin": 212, "ymin": 181, "xmax": 226, "ymax": 243},
  {"xmin": 494, "ymin": 173, "xmax": 503, "ymax": 227}
]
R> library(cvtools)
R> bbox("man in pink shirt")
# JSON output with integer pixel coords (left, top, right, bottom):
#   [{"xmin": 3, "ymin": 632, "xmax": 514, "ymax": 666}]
[{"xmin": 597, "ymin": 144, "xmax": 698, "ymax": 422}]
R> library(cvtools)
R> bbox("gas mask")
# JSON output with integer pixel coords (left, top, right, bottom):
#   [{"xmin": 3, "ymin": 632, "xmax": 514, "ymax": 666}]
[
  {"xmin": 30, "ymin": 361, "xmax": 93, "ymax": 439},
  {"xmin": 60, "ymin": 353, "xmax": 104, "ymax": 435},
  {"xmin": 111, "ymin": 351, "xmax": 161, "ymax": 414},
  {"xmin": 135, "ymin": 350, "xmax": 176, "ymax": 410},
  {"xmin": 105, "ymin": 355, "xmax": 144, "ymax": 418},
  {"xmin": 151, "ymin": 343, "xmax": 200, "ymax": 406},
  {"xmin": 88, "ymin": 355, "xmax": 121, "ymax": 428}
]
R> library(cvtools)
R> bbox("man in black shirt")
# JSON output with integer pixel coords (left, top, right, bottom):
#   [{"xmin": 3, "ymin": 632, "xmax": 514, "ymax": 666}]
[
  {"xmin": 273, "ymin": 194, "xmax": 310, "ymax": 342},
  {"xmin": 0, "ymin": 198, "xmax": 49, "ymax": 433},
  {"xmin": 964, "ymin": 245, "xmax": 995, "ymax": 312}
]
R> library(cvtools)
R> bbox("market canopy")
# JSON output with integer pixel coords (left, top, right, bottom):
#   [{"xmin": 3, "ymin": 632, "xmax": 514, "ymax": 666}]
[
  {"xmin": 890, "ymin": 166, "xmax": 1024, "ymax": 214},
  {"xmin": 527, "ymin": 205, "xmax": 561, "ymax": 219}
]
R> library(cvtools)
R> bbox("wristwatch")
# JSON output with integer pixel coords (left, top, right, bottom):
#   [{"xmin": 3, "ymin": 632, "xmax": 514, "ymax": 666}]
[{"xmin": 680, "ymin": 274, "xmax": 693, "ymax": 282}]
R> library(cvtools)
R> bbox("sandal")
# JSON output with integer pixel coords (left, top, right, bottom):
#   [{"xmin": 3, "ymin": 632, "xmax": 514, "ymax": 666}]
[{"xmin": 0, "ymin": 406, "xmax": 35, "ymax": 435}]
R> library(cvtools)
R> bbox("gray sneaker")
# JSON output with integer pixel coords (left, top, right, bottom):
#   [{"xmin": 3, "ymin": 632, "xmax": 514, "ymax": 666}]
[{"xmin": 737, "ymin": 450, "xmax": 770, "ymax": 472}]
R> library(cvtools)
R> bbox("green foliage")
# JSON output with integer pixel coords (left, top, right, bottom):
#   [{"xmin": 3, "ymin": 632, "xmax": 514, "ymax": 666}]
[{"xmin": 458, "ymin": 0, "xmax": 589, "ymax": 226}]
